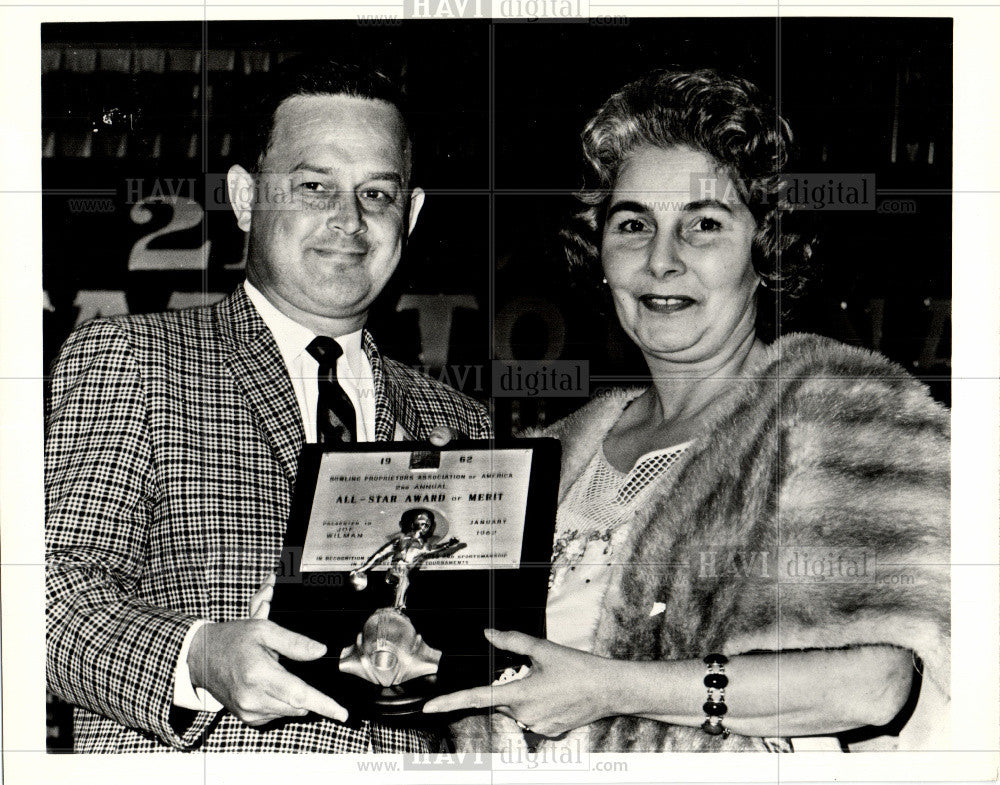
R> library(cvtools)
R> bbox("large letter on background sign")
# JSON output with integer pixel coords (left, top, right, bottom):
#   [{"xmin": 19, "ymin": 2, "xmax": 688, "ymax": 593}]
[
  {"xmin": 128, "ymin": 196, "xmax": 211, "ymax": 271},
  {"xmin": 395, "ymin": 294, "xmax": 478, "ymax": 370}
]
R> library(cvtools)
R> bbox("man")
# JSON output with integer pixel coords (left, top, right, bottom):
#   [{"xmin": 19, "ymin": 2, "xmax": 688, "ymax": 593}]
[{"xmin": 45, "ymin": 55, "xmax": 492, "ymax": 753}]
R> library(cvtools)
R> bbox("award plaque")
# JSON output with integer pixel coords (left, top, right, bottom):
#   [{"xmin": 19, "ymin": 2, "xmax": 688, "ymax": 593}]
[{"xmin": 269, "ymin": 438, "xmax": 560, "ymax": 723}]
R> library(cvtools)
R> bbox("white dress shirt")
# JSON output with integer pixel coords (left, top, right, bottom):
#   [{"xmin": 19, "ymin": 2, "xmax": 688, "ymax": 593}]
[
  {"xmin": 172, "ymin": 281, "xmax": 379, "ymax": 712},
  {"xmin": 243, "ymin": 280, "xmax": 377, "ymax": 443}
]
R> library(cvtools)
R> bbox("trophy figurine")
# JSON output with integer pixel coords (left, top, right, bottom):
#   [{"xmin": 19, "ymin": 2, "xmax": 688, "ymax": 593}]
[{"xmin": 339, "ymin": 509, "xmax": 466, "ymax": 688}]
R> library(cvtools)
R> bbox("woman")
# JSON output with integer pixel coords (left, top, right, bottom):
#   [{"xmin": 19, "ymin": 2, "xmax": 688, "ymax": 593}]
[{"xmin": 424, "ymin": 69, "xmax": 950, "ymax": 752}]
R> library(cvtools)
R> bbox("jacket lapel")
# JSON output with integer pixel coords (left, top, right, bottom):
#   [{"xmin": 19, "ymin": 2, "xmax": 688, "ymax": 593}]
[
  {"xmin": 363, "ymin": 330, "xmax": 426, "ymax": 441},
  {"xmin": 216, "ymin": 288, "xmax": 305, "ymax": 483}
]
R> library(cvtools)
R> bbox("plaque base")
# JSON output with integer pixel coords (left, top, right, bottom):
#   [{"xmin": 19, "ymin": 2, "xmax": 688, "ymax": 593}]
[{"xmin": 348, "ymin": 675, "xmax": 441, "ymax": 719}]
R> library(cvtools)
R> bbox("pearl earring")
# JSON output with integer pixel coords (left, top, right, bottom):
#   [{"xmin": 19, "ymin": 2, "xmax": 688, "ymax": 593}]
[{"xmin": 602, "ymin": 277, "xmax": 608, "ymax": 285}]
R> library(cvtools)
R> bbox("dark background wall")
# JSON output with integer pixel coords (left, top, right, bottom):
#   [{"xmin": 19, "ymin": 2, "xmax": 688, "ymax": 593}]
[{"xmin": 42, "ymin": 17, "xmax": 951, "ymax": 749}]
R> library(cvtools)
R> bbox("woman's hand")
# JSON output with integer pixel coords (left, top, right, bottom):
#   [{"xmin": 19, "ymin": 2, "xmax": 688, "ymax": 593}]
[{"xmin": 422, "ymin": 629, "xmax": 618, "ymax": 737}]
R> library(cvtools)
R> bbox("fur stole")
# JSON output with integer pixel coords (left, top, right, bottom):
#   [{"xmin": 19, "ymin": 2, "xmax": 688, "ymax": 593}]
[{"xmin": 450, "ymin": 333, "xmax": 949, "ymax": 752}]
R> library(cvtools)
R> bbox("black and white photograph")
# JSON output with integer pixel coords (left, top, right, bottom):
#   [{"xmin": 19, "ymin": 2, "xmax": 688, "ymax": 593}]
[{"xmin": 0, "ymin": 6, "xmax": 997, "ymax": 784}]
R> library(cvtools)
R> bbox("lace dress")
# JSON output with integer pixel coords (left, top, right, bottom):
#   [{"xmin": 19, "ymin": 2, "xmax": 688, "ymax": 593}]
[
  {"xmin": 547, "ymin": 442, "xmax": 690, "ymax": 651},
  {"xmin": 544, "ymin": 442, "xmax": 690, "ymax": 750}
]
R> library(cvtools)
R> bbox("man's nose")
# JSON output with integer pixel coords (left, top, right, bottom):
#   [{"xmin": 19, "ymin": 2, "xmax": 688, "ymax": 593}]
[
  {"xmin": 646, "ymin": 228, "xmax": 686, "ymax": 278},
  {"xmin": 325, "ymin": 193, "xmax": 365, "ymax": 235}
]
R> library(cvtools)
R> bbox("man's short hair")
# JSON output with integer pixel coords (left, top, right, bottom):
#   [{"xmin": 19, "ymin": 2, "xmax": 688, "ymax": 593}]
[{"xmin": 239, "ymin": 53, "xmax": 411, "ymax": 178}]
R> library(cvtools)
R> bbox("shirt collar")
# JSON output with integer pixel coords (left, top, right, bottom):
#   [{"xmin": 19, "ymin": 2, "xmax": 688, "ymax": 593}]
[{"xmin": 242, "ymin": 280, "xmax": 364, "ymax": 372}]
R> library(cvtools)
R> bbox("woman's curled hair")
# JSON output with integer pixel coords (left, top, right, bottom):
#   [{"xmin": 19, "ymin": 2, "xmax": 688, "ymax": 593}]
[{"xmin": 563, "ymin": 69, "xmax": 816, "ymax": 320}]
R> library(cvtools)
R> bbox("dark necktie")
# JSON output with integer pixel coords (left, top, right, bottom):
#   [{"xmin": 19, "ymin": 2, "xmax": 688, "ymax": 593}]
[{"xmin": 306, "ymin": 336, "xmax": 357, "ymax": 444}]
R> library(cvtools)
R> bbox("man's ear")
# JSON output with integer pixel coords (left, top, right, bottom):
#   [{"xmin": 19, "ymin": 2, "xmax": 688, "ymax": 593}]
[
  {"xmin": 227, "ymin": 164, "xmax": 255, "ymax": 233},
  {"xmin": 407, "ymin": 187, "xmax": 425, "ymax": 236}
]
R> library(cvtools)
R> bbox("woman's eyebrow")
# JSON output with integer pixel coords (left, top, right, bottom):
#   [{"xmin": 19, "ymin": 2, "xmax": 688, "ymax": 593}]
[
  {"xmin": 683, "ymin": 198, "xmax": 734, "ymax": 215},
  {"xmin": 606, "ymin": 200, "xmax": 650, "ymax": 220},
  {"xmin": 607, "ymin": 198, "xmax": 735, "ymax": 221}
]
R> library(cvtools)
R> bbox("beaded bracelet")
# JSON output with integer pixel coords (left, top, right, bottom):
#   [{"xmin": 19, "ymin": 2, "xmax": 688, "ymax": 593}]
[{"xmin": 701, "ymin": 653, "xmax": 729, "ymax": 736}]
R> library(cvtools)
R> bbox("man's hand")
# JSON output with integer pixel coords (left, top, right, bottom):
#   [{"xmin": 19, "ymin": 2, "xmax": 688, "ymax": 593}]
[
  {"xmin": 249, "ymin": 573, "xmax": 275, "ymax": 620},
  {"xmin": 188, "ymin": 619, "xmax": 348, "ymax": 727},
  {"xmin": 428, "ymin": 425, "xmax": 462, "ymax": 447}
]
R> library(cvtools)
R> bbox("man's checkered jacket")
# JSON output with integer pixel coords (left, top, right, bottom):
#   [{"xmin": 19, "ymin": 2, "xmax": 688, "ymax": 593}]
[{"xmin": 45, "ymin": 287, "xmax": 493, "ymax": 752}]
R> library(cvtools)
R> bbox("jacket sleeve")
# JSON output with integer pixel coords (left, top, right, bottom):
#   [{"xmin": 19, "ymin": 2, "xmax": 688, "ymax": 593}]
[
  {"xmin": 45, "ymin": 320, "xmax": 217, "ymax": 749},
  {"xmin": 470, "ymin": 399, "xmax": 493, "ymax": 439}
]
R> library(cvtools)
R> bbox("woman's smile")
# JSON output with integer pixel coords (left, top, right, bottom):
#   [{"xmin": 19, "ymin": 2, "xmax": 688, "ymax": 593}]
[{"xmin": 637, "ymin": 294, "xmax": 698, "ymax": 313}]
